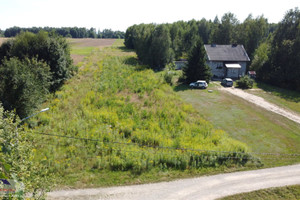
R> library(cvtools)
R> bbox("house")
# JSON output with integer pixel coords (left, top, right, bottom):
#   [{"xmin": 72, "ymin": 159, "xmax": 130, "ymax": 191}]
[
  {"xmin": 204, "ymin": 44, "xmax": 250, "ymax": 79},
  {"xmin": 174, "ymin": 60, "xmax": 187, "ymax": 70}
]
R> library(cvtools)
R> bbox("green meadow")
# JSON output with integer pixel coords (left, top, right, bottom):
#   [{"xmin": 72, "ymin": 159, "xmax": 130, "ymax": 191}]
[{"xmin": 28, "ymin": 40, "xmax": 259, "ymax": 188}]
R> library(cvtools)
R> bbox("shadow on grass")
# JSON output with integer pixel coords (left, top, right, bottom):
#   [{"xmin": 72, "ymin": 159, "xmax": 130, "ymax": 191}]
[
  {"xmin": 118, "ymin": 46, "xmax": 135, "ymax": 53},
  {"xmin": 123, "ymin": 57, "xmax": 150, "ymax": 72},
  {"xmin": 256, "ymin": 81, "xmax": 300, "ymax": 103},
  {"xmin": 173, "ymin": 82, "xmax": 190, "ymax": 92}
]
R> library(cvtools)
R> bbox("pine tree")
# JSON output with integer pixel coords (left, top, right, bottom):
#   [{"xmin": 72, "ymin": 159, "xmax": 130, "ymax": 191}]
[{"xmin": 183, "ymin": 38, "xmax": 212, "ymax": 83}]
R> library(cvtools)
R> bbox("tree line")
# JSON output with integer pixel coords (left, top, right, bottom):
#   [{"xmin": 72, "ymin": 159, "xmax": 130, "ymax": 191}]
[
  {"xmin": 2, "ymin": 26, "xmax": 125, "ymax": 39},
  {"xmin": 125, "ymin": 8, "xmax": 300, "ymax": 91},
  {"xmin": 125, "ymin": 13, "xmax": 272, "ymax": 70},
  {"xmin": 252, "ymin": 8, "xmax": 300, "ymax": 91},
  {"xmin": 0, "ymin": 31, "xmax": 75, "ymax": 118}
]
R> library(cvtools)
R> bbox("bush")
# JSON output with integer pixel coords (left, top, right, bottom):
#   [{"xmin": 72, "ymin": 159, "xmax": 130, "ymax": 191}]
[
  {"xmin": 0, "ymin": 105, "xmax": 51, "ymax": 199},
  {"xmin": 0, "ymin": 57, "xmax": 51, "ymax": 118},
  {"xmin": 0, "ymin": 31, "xmax": 74, "ymax": 92},
  {"xmin": 163, "ymin": 71, "xmax": 174, "ymax": 85},
  {"xmin": 236, "ymin": 76, "xmax": 254, "ymax": 89}
]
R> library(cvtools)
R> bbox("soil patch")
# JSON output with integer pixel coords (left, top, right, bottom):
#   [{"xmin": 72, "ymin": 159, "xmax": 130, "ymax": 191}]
[{"xmin": 68, "ymin": 38, "xmax": 116, "ymax": 49}]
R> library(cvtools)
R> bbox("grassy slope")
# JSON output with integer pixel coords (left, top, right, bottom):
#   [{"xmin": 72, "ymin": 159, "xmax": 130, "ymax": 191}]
[
  {"xmin": 247, "ymin": 81, "xmax": 300, "ymax": 115},
  {"xmin": 175, "ymin": 82, "xmax": 300, "ymax": 167},
  {"xmin": 29, "ymin": 40, "xmax": 257, "ymax": 188},
  {"xmin": 220, "ymin": 185, "xmax": 300, "ymax": 200}
]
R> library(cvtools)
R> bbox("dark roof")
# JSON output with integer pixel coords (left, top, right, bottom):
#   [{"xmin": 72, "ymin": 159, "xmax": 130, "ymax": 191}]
[{"xmin": 204, "ymin": 44, "xmax": 250, "ymax": 62}]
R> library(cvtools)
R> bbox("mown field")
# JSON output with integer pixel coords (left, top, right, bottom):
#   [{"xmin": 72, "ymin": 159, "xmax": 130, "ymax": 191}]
[
  {"xmin": 248, "ymin": 81, "xmax": 300, "ymax": 115},
  {"xmin": 220, "ymin": 185, "xmax": 300, "ymax": 200},
  {"xmin": 175, "ymin": 81, "xmax": 300, "ymax": 167},
  {"xmin": 28, "ymin": 40, "xmax": 260, "ymax": 188}
]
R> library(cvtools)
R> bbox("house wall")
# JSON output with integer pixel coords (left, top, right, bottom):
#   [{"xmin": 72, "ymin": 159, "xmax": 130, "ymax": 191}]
[
  {"xmin": 207, "ymin": 61, "xmax": 225, "ymax": 78},
  {"xmin": 207, "ymin": 61, "xmax": 247, "ymax": 78},
  {"xmin": 237, "ymin": 62, "xmax": 247, "ymax": 77}
]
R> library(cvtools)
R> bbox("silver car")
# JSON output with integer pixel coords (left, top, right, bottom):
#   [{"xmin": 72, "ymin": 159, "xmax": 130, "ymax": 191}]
[
  {"xmin": 189, "ymin": 80, "xmax": 208, "ymax": 89},
  {"xmin": 221, "ymin": 78, "xmax": 233, "ymax": 87}
]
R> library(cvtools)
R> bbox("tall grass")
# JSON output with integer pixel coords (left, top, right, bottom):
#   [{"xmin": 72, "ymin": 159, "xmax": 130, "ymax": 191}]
[{"xmin": 29, "ymin": 42, "xmax": 258, "ymax": 186}]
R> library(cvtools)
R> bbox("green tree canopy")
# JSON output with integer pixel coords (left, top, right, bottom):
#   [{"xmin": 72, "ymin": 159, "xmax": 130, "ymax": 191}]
[
  {"xmin": 0, "ymin": 105, "xmax": 51, "ymax": 198},
  {"xmin": 0, "ymin": 57, "xmax": 51, "ymax": 118},
  {"xmin": 149, "ymin": 25, "xmax": 173, "ymax": 69},
  {"xmin": 0, "ymin": 31, "xmax": 74, "ymax": 91},
  {"xmin": 258, "ymin": 8, "xmax": 300, "ymax": 90},
  {"xmin": 183, "ymin": 38, "xmax": 212, "ymax": 83}
]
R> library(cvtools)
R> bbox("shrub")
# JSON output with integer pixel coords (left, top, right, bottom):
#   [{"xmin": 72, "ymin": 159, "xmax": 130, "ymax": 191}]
[
  {"xmin": 0, "ymin": 57, "xmax": 51, "ymax": 118},
  {"xmin": 0, "ymin": 105, "xmax": 51, "ymax": 198},
  {"xmin": 236, "ymin": 76, "xmax": 254, "ymax": 89},
  {"xmin": 163, "ymin": 71, "xmax": 174, "ymax": 85},
  {"xmin": 0, "ymin": 31, "xmax": 74, "ymax": 92}
]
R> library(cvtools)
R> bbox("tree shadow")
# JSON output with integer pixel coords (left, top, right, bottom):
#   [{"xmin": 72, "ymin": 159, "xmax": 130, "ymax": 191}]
[
  {"xmin": 123, "ymin": 57, "xmax": 150, "ymax": 72},
  {"xmin": 173, "ymin": 82, "xmax": 190, "ymax": 92},
  {"xmin": 118, "ymin": 46, "xmax": 135, "ymax": 53},
  {"xmin": 256, "ymin": 81, "xmax": 300, "ymax": 103}
]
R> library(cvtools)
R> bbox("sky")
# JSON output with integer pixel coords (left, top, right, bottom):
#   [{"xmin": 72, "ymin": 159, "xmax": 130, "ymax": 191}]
[{"xmin": 0, "ymin": 0, "xmax": 299, "ymax": 31}]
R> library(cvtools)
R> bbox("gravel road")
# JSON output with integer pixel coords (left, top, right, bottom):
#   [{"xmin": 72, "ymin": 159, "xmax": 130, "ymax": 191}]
[
  {"xmin": 47, "ymin": 164, "xmax": 300, "ymax": 200},
  {"xmin": 219, "ymin": 87, "xmax": 300, "ymax": 125}
]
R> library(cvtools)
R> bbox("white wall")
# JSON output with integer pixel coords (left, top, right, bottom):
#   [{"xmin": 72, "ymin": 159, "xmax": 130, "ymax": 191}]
[{"xmin": 207, "ymin": 61, "xmax": 247, "ymax": 78}]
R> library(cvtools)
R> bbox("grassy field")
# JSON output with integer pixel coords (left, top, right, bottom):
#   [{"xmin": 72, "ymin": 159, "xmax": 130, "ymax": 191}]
[
  {"xmin": 27, "ymin": 39, "xmax": 260, "ymax": 188},
  {"xmin": 246, "ymin": 81, "xmax": 300, "ymax": 115},
  {"xmin": 220, "ymin": 185, "xmax": 300, "ymax": 200},
  {"xmin": 68, "ymin": 38, "xmax": 116, "ymax": 65},
  {"xmin": 175, "ymin": 82, "xmax": 300, "ymax": 167}
]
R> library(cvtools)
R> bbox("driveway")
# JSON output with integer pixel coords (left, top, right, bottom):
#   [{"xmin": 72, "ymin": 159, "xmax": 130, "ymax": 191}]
[
  {"xmin": 219, "ymin": 87, "xmax": 300, "ymax": 125},
  {"xmin": 47, "ymin": 164, "xmax": 300, "ymax": 200}
]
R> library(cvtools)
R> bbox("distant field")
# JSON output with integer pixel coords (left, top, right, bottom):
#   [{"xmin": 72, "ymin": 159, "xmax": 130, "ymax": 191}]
[
  {"xmin": 68, "ymin": 38, "xmax": 116, "ymax": 48},
  {"xmin": 0, "ymin": 37, "xmax": 9, "ymax": 45},
  {"xmin": 68, "ymin": 38, "xmax": 116, "ymax": 64}
]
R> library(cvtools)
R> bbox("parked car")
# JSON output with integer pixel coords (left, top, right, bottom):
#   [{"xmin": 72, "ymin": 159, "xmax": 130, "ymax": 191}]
[
  {"xmin": 221, "ymin": 78, "xmax": 233, "ymax": 87},
  {"xmin": 189, "ymin": 80, "xmax": 208, "ymax": 89}
]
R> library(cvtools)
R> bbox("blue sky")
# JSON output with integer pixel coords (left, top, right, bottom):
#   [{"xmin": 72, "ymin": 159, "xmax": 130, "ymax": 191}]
[{"xmin": 0, "ymin": 0, "xmax": 299, "ymax": 31}]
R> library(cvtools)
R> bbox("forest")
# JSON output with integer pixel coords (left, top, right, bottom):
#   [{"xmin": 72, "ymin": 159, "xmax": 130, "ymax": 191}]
[
  {"xmin": 125, "ymin": 8, "xmax": 300, "ymax": 91},
  {"xmin": 1, "ymin": 26, "xmax": 125, "ymax": 39}
]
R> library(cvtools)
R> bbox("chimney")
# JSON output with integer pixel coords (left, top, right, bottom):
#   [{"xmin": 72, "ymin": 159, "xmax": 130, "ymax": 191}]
[{"xmin": 232, "ymin": 44, "xmax": 238, "ymax": 47}]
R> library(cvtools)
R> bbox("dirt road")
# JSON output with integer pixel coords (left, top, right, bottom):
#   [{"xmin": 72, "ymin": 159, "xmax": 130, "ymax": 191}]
[
  {"xmin": 47, "ymin": 164, "xmax": 300, "ymax": 200},
  {"xmin": 220, "ymin": 87, "xmax": 300, "ymax": 125}
]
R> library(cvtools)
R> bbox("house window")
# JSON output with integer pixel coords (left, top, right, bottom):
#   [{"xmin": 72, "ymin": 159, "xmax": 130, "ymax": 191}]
[{"xmin": 216, "ymin": 65, "xmax": 222, "ymax": 69}]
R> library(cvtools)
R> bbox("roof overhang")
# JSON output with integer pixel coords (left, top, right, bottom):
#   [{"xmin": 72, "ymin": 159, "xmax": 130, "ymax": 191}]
[{"xmin": 225, "ymin": 64, "xmax": 241, "ymax": 69}]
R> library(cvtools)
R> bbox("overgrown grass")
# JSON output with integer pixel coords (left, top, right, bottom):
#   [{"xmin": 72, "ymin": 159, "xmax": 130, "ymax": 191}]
[
  {"xmin": 176, "ymin": 81, "xmax": 300, "ymax": 167},
  {"xmin": 27, "ymin": 40, "xmax": 259, "ymax": 188},
  {"xmin": 220, "ymin": 185, "xmax": 300, "ymax": 200}
]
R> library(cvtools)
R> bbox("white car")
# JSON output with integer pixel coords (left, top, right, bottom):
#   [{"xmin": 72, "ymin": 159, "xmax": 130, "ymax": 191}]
[{"xmin": 189, "ymin": 80, "xmax": 208, "ymax": 89}]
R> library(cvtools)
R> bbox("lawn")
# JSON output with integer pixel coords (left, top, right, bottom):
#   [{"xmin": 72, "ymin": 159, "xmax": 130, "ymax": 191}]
[
  {"xmin": 175, "ymin": 81, "xmax": 300, "ymax": 167},
  {"xmin": 220, "ymin": 185, "xmax": 300, "ymax": 200},
  {"xmin": 246, "ymin": 81, "xmax": 300, "ymax": 115}
]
